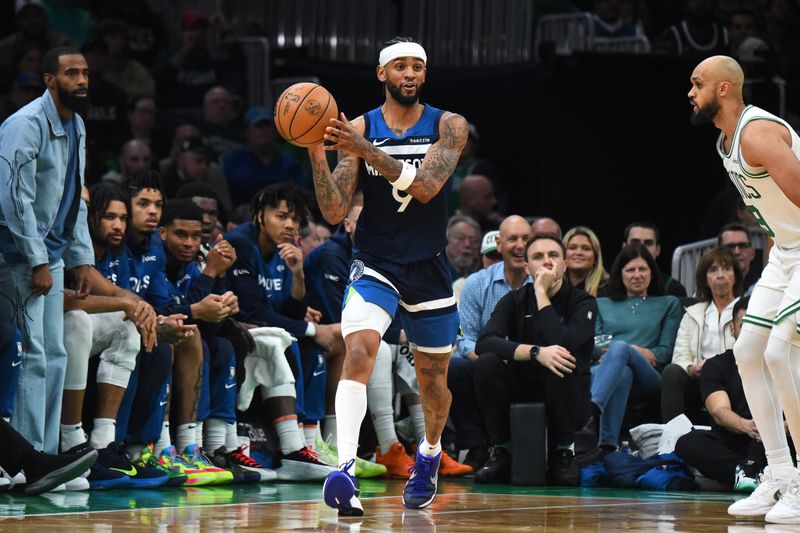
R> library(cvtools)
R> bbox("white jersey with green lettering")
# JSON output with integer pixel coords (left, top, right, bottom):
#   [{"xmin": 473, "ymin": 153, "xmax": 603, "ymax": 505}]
[{"xmin": 717, "ymin": 104, "xmax": 800, "ymax": 248}]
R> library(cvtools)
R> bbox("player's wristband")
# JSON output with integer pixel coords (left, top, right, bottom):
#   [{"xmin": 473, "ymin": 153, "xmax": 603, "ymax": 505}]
[
  {"xmin": 393, "ymin": 161, "xmax": 416, "ymax": 191},
  {"xmin": 305, "ymin": 322, "xmax": 316, "ymax": 338}
]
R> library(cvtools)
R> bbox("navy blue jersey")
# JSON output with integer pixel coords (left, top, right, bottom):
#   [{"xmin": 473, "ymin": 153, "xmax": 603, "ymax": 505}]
[
  {"xmin": 95, "ymin": 248, "xmax": 132, "ymax": 291},
  {"xmin": 357, "ymin": 104, "xmax": 450, "ymax": 263},
  {"xmin": 126, "ymin": 233, "xmax": 185, "ymax": 316},
  {"xmin": 225, "ymin": 222, "xmax": 308, "ymax": 338}
]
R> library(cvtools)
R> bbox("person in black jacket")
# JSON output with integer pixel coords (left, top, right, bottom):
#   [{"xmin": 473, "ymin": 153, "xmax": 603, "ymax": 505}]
[{"xmin": 472, "ymin": 233, "xmax": 597, "ymax": 486}]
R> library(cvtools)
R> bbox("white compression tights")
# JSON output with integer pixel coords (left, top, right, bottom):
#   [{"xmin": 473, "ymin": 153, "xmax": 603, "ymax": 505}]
[{"xmin": 735, "ymin": 319, "xmax": 800, "ymax": 480}]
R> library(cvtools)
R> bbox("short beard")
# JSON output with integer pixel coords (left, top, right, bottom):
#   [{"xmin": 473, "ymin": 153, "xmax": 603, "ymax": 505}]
[
  {"xmin": 690, "ymin": 98, "xmax": 720, "ymax": 126},
  {"xmin": 386, "ymin": 82, "xmax": 421, "ymax": 107},
  {"xmin": 57, "ymin": 82, "xmax": 90, "ymax": 115}
]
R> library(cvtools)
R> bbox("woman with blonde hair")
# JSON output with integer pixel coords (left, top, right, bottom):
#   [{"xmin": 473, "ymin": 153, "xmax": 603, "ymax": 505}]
[{"xmin": 563, "ymin": 226, "xmax": 609, "ymax": 297}]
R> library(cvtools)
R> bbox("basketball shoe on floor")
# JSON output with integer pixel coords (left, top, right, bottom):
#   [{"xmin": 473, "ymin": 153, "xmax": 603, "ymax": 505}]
[
  {"xmin": 439, "ymin": 450, "xmax": 473, "ymax": 477},
  {"xmin": 101, "ymin": 442, "xmax": 169, "ymax": 489},
  {"xmin": 767, "ymin": 478, "xmax": 800, "ymax": 524},
  {"xmin": 277, "ymin": 446, "xmax": 336, "ymax": 481},
  {"xmin": 402, "ymin": 446, "xmax": 441, "ymax": 509},
  {"xmin": 159, "ymin": 445, "xmax": 216, "ymax": 486},
  {"xmin": 138, "ymin": 444, "xmax": 189, "ymax": 487},
  {"xmin": 729, "ymin": 467, "xmax": 792, "ymax": 517},
  {"xmin": 323, "ymin": 459, "xmax": 363, "ymax": 517},
  {"xmin": 25, "ymin": 447, "xmax": 98, "ymax": 495},
  {"xmin": 315, "ymin": 437, "xmax": 387, "ymax": 479},
  {"xmin": 182, "ymin": 444, "xmax": 234, "ymax": 485},
  {"xmin": 62, "ymin": 443, "xmax": 130, "ymax": 490},
  {"xmin": 64, "ymin": 476, "xmax": 90, "ymax": 491},
  {"xmin": 735, "ymin": 460, "xmax": 761, "ymax": 494},
  {"xmin": 376, "ymin": 442, "xmax": 414, "ymax": 479},
  {"xmin": 211, "ymin": 446, "xmax": 272, "ymax": 483}
]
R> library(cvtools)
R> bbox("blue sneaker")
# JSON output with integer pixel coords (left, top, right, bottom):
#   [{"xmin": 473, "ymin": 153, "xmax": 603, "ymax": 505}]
[
  {"xmin": 63, "ymin": 443, "xmax": 130, "ymax": 491},
  {"xmin": 322, "ymin": 459, "xmax": 363, "ymax": 516},
  {"xmin": 402, "ymin": 447, "xmax": 441, "ymax": 509}
]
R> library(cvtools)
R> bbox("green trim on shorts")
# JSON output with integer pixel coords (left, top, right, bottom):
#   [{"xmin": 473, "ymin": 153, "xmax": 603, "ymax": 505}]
[
  {"xmin": 343, "ymin": 286, "xmax": 357, "ymax": 307},
  {"xmin": 743, "ymin": 314, "xmax": 773, "ymax": 330}
]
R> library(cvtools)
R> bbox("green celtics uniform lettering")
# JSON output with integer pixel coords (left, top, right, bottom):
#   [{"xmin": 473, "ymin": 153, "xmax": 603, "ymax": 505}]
[{"xmin": 717, "ymin": 105, "xmax": 800, "ymax": 245}]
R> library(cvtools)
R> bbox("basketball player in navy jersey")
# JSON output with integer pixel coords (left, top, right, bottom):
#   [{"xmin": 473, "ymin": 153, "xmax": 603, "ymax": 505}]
[{"xmin": 308, "ymin": 37, "xmax": 469, "ymax": 515}]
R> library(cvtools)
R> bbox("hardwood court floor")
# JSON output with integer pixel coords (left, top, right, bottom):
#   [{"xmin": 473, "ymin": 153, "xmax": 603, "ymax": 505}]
[{"xmin": 0, "ymin": 478, "xmax": 785, "ymax": 532}]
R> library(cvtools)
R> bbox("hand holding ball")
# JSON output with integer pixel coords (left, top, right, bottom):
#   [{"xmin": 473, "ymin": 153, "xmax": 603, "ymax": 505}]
[{"xmin": 274, "ymin": 83, "xmax": 338, "ymax": 147}]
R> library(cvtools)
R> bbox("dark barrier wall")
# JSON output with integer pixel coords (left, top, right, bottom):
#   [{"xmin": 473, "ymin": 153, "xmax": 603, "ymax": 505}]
[{"xmin": 287, "ymin": 54, "xmax": 737, "ymax": 272}]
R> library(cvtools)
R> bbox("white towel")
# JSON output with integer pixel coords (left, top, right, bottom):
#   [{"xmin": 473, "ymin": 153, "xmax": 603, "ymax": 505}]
[
  {"xmin": 657, "ymin": 414, "xmax": 694, "ymax": 455},
  {"xmin": 236, "ymin": 327, "xmax": 297, "ymax": 411}
]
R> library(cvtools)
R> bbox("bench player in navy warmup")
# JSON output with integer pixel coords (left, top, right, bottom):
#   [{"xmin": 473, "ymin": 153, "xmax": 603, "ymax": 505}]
[{"xmin": 308, "ymin": 36, "xmax": 469, "ymax": 515}]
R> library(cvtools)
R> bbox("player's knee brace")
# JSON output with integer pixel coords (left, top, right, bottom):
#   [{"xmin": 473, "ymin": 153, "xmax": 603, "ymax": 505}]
[
  {"xmin": 63, "ymin": 310, "xmax": 93, "ymax": 390},
  {"xmin": 764, "ymin": 318, "xmax": 798, "ymax": 374}
]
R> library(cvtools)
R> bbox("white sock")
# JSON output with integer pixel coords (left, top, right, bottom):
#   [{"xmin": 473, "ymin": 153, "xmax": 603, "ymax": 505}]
[
  {"xmin": 368, "ymin": 342, "xmax": 398, "ymax": 452},
  {"xmin": 225, "ymin": 422, "xmax": 240, "ymax": 451},
  {"xmin": 419, "ymin": 437, "xmax": 442, "ymax": 458},
  {"xmin": 2, "ymin": 417, "xmax": 9, "ymax": 423},
  {"xmin": 176, "ymin": 423, "xmax": 198, "ymax": 451},
  {"xmin": 323, "ymin": 414, "xmax": 337, "ymax": 442},
  {"xmin": 60, "ymin": 423, "xmax": 86, "ymax": 452},
  {"xmin": 303, "ymin": 423, "xmax": 322, "ymax": 447},
  {"xmin": 196, "ymin": 421, "xmax": 204, "ymax": 448},
  {"xmin": 735, "ymin": 326, "xmax": 795, "ymax": 479},
  {"xmin": 335, "ymin": 380, "xmax": 368, "ymax": 474},
  {"xmin": 156, "ymin": 422, "xmax": 172, "ymax": 453},
  {"xmin": 89, "ymin": 418, "xmax": 116, "ymax": 450},
  {"xmin": 408, "ymin": 403, "xmax": 426, "ymax": 443},
  {"xmin": 204, "ymin": 418, "xmax": 227, "ymax": 452},
  {"xmin": 275, "ymin": 416, "xmax": 305, "ymax": 455}
]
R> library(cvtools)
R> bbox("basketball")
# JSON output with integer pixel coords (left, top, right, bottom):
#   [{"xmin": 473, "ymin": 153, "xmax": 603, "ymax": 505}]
[{"xmin": 274, "ymin": 82, "xmax": 339, "ymax": 147}]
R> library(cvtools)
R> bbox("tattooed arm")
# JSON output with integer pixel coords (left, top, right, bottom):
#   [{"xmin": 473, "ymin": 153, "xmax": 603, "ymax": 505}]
[
  {"xmin": 324, "ymin": 111, "xmax": 468, "ymax": 204},
  {"xmin": 307, "ymin": 116, "xmax": 363, "ymax": 225}
]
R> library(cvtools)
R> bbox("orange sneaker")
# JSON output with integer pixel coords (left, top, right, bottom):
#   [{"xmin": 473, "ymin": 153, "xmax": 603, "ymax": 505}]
[
  {"xmin": 438, "ymin": 451, "xmax": 473, "ymax": 477},
  {"xmin": 375, "ymin": 442, "xmax": 414, "ymax": 479}
]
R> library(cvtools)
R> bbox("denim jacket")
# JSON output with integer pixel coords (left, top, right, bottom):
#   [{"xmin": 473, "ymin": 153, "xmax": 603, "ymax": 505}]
[{"xmin": 0, "ymin": 90, "xmax": 94, "ymax": 268}]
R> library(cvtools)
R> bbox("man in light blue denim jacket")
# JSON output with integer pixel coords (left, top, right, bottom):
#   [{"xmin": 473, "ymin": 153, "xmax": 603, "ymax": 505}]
[{"xmin": 0, "ymin": 47, "xmax": 95, "ymax": 454}]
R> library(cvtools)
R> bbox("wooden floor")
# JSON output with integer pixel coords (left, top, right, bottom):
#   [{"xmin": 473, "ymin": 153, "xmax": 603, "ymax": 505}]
[{"xmin": 0, "ymin": 478, "xmax": 786, "ymax": 532}]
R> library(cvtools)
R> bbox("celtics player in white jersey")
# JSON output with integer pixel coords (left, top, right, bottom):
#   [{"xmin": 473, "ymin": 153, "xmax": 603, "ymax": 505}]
[
  {"xmin": 308, "ymin": 38, "xmax": 468, "ymax": 515},
  {"xmin": 689, "ymin": 55, "xmax": 800, "ymax": 524}
]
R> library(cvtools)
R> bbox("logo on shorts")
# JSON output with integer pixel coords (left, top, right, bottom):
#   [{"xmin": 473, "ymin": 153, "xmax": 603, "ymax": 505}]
[{"xmin": 349, "ymin": 260, "xmax": 365, "ymax": 283}]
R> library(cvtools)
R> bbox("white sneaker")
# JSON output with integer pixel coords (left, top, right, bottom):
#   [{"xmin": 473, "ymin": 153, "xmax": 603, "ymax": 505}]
[
  {"xmin": 64, "ymin": 476, "xmax": 90, "ymax": 491},
  {"xmin": 767, "ymin": 478, "xmax": 800, "ymax": 524},
  {"xmin": 0, "ymin": 476, "xmax": 9, "ymax": 491},
  {"xmin": 728, "ymin": 467, "xmax": 791, "ymax": 517}
]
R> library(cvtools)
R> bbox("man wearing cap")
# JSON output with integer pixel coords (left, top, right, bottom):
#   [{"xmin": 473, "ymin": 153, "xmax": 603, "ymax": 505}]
[
  {"xmin": 307, "ymin": 36, "xmax": 469, "ymax": 514},
  {"xmin": 161, "ymin": 135, "xmax": 214, "ymax": 199},
  {"xmin": 223, "ymin": 106, "xmax": 305, "ymax": 209},
  {"xmin": 0, "ymin": 72, "xmax": 44, "ymax": 122}
]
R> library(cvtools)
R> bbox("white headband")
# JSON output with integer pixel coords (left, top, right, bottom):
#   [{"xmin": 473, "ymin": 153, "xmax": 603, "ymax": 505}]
[{"xmin": 379, "ymin": 42, "xmax": 427, "ymax": 66}]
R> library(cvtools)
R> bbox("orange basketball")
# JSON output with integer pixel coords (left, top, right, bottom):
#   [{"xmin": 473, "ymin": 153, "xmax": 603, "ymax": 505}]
[{"xmin": 274, "ymin": 82, "xmax": 338, "ymax": 147}]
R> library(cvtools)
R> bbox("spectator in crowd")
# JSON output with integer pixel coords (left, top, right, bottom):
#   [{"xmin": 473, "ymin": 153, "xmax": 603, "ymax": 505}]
[
  {"xmin": 661, "ymin": 247, "xmax": 742, "ymax": 423},
  {"xmin": 563, "ymin": 225, "xmax": 609, "ymax": 297},
  {"xmin": 480, "ymin": 230, "xmax": 502, "ymax": 269},
  {"xmin": 530, "ymin": 216, "xmax": 563, "ymax": 239},
  {"xmin": 161, "ymin": 135, "xmax": 216, "ymax": 200},
  {"xmin": 96, "ymin": 0, "xmax": 168, "ymax": 68},
  {"xmin": 200, "ymin": 86, "xmax": 245, "ymax": 159},
  {"xmin": 176, "ymin": 182, "xmax": 225, "ymax": 248},
  {"xmin": 445, "ymin": 214, "xmax": 481, "ymax": 282},
  {"xmin": 160, "ymin": 123, "xmax": 201, "ymax": 172},
  {"xmin": 0, "ymin": 46, "xmax": 94, "ymax": 454},
  {"xmin": 582, "ymin": 243, "xmax": 683, "ymax": 465},
  {"xmin": 448, "ymin": 123, "xmax": 505, "ymax": 215},
  {"xmin": 728, "ymin": 8, "xmax": 758, "ymax": 57},
  {"xmin": 622, "ymin": 220, "xmax": 687, "ymax": 297},
  {"xmin": 127, "ymin": 96, "xmax": 169, "ymax": 163},
  {"xmin": 95, "ymin": 18, "xmax": 156, "ymax": 99},
  {"xmin": 0, "ymin": 42, "xmax": 43, "ymax": 93},
  {"xmin": 154, "ymin": 10, "xmax": 245, "ymax": 108},
  {"xmin": 0, "ymin": 1, "xmax": 73, "ymax": 81},
  {"xmin": 0, "ymin": 418, "xmax": 97, "ymax": 495},
  {"xmin": 298, "ymin": 220, "xmax": 331, "ymax": 260},
  {"xmin": 449, "ymin": 215, "xmax": 532, "ymax": 472},
  {"xmin": 675, "ymin": 297, "xmax": 769, "ymax": 493},
  {"xmin": 591, "ymin": 0, "xmax": 641, "ymax": 38},
  {"xmin": 102, "ymin": 139, "xmax": 153, "ymax": 185},
  {"xmin": 473, "ymin": 233, "xmax": 596, "ymax": 485},
  {"xmin": 223, "ymin": 106, "xmax": 306, "ymax": 209},
  {"xmin": 457, "ymin": 175, "xmax": 502, "ymax": 234},
  {"xmin": 0, "ymin": 71, "xmax": 44, "ymax": 123},
  {"xmin": 656, "ymin": 0, "xmax": 730, "ymax": 57},
  {"xmin": 718, "ymin": 222, "xmax": 759, "ymax": 294}
]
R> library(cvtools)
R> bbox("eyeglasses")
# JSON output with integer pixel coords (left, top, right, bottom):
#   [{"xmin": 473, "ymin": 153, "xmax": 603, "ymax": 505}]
[{"xmin": 723, "ymin": 242, "xmax": 751, "ymax": 251}]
